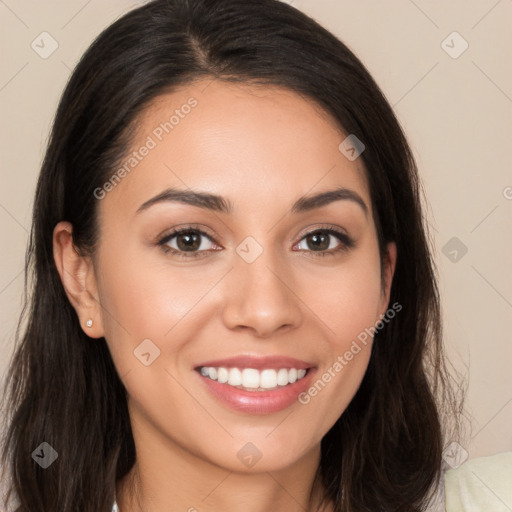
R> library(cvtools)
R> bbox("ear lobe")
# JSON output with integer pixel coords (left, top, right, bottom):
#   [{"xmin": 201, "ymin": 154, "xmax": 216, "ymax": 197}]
[{"xmin": 52, "ymin": 221, "xmax": 104, "ymax": 338}]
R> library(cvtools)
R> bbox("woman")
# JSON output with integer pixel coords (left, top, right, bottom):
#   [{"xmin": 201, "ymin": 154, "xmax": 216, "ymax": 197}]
[{"xmin": 0, "ymin": 0, "xmax": 465, "ymax": 510}]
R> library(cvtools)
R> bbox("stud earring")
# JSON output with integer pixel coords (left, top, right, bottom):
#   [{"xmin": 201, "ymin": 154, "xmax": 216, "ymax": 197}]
[{"xmin": 86, "ymin": 319, "xmax": 93, "ymax": 328}]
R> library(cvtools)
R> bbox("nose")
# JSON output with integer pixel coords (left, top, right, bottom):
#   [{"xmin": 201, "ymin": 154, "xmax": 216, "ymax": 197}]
[{"xmin": 220, "ymin": 249, "xmax": 303, "ymax": 338}]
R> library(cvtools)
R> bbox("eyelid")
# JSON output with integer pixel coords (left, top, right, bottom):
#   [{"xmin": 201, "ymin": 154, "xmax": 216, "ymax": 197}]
[
  {"xmin": 156, "ymin": 223, "xmax": 355, "ymax": 258},
  {"xmin": 293, "ymin": 223, "xmax": 351, "ymax": 242},
  {"xmin": 293, "ymin": 224, "xmax": 355, "ymax": 256},
  {"xmin": 156, "ymin": 223, "xmax": 218, "ymax": 245},
  {"xmin": 156, "ymin": 224, "xmax": 221, "ymax": 260}
]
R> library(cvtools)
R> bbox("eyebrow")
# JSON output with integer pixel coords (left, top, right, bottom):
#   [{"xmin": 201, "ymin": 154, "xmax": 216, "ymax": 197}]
[{"xmin": 136, "ymin": 186, "xmax": 368, "ymax": 217}]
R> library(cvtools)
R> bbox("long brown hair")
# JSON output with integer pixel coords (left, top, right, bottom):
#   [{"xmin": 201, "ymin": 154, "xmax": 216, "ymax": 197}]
[{"xmin": 0, "ymin": 0, "xmax": 466, "ymax": 510}]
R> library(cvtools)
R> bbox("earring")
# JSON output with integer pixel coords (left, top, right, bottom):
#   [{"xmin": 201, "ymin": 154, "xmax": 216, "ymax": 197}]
[{"xmin": 86, "ymin": 319, "xmax": 93, "ymax": 328}]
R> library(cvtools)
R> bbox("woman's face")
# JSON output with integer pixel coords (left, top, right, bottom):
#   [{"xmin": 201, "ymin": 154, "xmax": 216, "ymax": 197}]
[{"xmin": 88, "ymin": 80, "xmax": 395, "ymax": 473}]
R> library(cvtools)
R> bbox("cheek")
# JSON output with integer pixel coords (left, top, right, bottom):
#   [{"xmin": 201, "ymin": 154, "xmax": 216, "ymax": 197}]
[
  {"xmin": 98, "ymin": 234, "xmax": 195, "ymax": 322},
  {"xmin": 95, "ymin": 238, "xmax": 229, "ymax": 379},
  {"xmin": 94, "ymin": 242, "xmax": 193, "ymax": 365},
  {"xmin": 306, "ymin": 243, "xmax": 383, "ymax": 349},
  {"xmin": 297, "ymin": 242, "xmax": 382, "ymax": 421}
]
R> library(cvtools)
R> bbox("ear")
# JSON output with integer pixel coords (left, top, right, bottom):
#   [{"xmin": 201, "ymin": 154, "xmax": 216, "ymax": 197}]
[
  {"xmin": 378, "ymin": 241, "xmax": 397, "ymax": 316},
  {"xmin": 52, "ymin": 221, "xmax": 104, "ymax": 338}
]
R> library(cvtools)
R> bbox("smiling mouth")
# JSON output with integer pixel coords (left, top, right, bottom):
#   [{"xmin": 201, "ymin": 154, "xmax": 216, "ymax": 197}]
[{"xmin": 196, "ymin": 366, "xmax": 310, "ymax": 392}]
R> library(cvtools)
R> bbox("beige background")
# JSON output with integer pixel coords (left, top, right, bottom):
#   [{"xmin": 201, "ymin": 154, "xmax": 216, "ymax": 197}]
[{"xmin": 1, "ymin": 0, "xmax": 511, "ymax": 464}]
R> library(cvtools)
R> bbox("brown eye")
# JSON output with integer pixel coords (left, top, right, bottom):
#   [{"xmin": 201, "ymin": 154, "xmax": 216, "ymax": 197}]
[
  {"xmin": 158, "ymin": 227, "xmax": 218, "ymax": 258},
  {"xmin": 295, "ymin": 227, "xmax": 355, "ymax": 256},
  {"xmin": 174, "ymin": 231, "xmax": 202, "ymax": 251},
  {"xmin": 304, "ymin": 231, "xmax": 331, "ymax": 251}
]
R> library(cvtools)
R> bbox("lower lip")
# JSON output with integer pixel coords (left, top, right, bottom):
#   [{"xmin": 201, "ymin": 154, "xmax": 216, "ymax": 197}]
[{"xmin": 197, "ymin": 369, "xmax": 316, "ymax": 414}]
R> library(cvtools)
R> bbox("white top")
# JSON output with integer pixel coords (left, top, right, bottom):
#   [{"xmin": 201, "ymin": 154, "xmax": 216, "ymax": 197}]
[{"xmin": 444, "ymin": 451, "xmax": 512, "ymax": 511}]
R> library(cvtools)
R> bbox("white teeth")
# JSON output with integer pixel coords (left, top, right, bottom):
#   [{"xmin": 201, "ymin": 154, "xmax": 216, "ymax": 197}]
[
  {"xmin": 199, "ymin": 366, "xmax": 308, "ymax": 390},
  {"xmin": 217, "ymin": 367, "xmax": 229, "ymax": 384},
  {"xmin": 242, "ymin": 368, "xmax": 260, "ymax": 388},
  {"xmin": 276, "ymin": 368, "xmax": 289, "ymax": 386},
  {"xmin": 228, "ymin": 368, "xmax": 242, "ymax": 386},
  {"xmin": 260, "ymin": 369, "xmax": 277, "ymax": 389}
]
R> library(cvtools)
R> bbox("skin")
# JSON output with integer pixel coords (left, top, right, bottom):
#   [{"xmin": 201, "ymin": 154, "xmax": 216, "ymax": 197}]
[{"xmin": 53, "ymin": 79, "xmax": 396, "ymax": 512}]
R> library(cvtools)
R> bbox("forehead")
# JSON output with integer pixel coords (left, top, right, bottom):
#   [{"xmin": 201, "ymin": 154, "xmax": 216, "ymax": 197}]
[{"xmin": 100, "ymin": 79, "xmax": 371, "ymax": 218}]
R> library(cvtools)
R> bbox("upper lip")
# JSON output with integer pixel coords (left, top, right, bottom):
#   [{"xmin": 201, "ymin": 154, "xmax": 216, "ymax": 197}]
[{"xmin": 195, "ymin": 355, "xmax": 314, "ymax": 370}]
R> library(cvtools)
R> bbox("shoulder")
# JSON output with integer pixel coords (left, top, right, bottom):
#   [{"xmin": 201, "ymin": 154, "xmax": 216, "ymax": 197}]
[{"xmin": 444, "ymin": 451, "xmax": 512, "ymax": 511}]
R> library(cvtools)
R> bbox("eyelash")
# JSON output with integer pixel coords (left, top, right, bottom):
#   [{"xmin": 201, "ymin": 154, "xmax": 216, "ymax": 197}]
[{"xmin": 157, "ymin": 224, "xmax": 355, "ymax": 259}]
